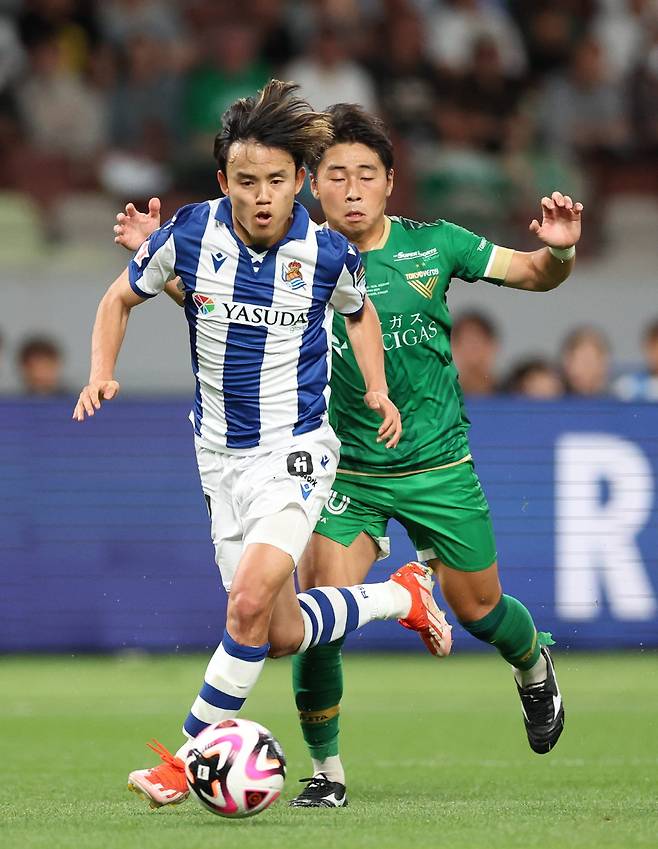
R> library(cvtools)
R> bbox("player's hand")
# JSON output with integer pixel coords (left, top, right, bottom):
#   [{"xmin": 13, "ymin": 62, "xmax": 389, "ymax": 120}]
[
  {"xmin": 72, "ymin": 380, "xmax": 120, "ymax": 422},
  {"xmin": 364, "ymin": 391, "xmax": 402, "ymax": 448},
  {"xmin": 529, "ymin": 191, "xmax": 583, "ymax": 249},
  {"xmin": 113, "ymin": 198, "xmax": 161, "ymax": 251}
]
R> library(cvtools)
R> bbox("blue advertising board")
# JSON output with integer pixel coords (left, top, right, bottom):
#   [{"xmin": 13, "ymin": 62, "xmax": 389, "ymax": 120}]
[{"xmin": 1, "ymin": 399, "xmax": 656, "ymax": 653}]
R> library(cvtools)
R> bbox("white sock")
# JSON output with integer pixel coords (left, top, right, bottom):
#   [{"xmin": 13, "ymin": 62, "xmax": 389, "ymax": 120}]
[
  {"xmin": 312, "ymin": 755, "xmax": 345, "ymax": 785},
  {"xmin": 296, "ymin": 581, "xmax": 410, "ymax": 653},
  {"xmin": 182, "ymin": 630, "xmax": 269, "ymax": 738},
  {"xmin": 514, "ymin": 652, "xmax": 548, "ymax": 687}
]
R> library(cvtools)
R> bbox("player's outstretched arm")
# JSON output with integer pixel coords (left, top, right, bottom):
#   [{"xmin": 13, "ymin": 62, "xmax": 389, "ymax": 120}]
[
  {"xmin": 72, "ymin": 270, "xmax": 145, "ymax": 422},
  {"xmin": 344, "ymin": 296, "xmax": 402, "ymax": 448},
  {"xmin": 114, "ymin": 197, "xmax": 162, "ymax": 251},
  {"xmin": 504, "ymin": 191, "xmax": 583, "ymax": 292},
  {"xmin": 113, "ymin": 198, "xmax": 184, "ymax": 307}
]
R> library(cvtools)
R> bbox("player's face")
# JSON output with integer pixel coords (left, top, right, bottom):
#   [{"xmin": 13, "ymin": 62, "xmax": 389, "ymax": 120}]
[
  {"xmin": 218, "ymin": 141, "xmax": 305, "ymax": 248},
  {"xmin": 311, "ymin": 142, "xmax": 393, "ymax": 247}
]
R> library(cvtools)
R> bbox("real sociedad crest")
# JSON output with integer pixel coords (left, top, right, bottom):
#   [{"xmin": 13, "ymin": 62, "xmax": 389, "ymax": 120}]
[{"xmin": 282, "ymin": 260, "xmax": 305, "ymax": 290}]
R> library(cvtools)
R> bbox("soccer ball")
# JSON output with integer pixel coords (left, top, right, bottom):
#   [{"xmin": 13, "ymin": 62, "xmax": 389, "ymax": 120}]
[{"xmin": 184, "ymin": 718, "xmax": 286, "ymax": 818}]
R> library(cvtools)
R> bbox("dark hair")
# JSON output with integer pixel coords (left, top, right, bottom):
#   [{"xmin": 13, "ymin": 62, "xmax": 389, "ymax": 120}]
[
  {"xmin": 452, "ymin": 311, "xmax": 498, "ymax": 341},
  {"xmin": 503, "ymin": 357, "xmax": 561, "ymax": 393},
  {"xmin": 18, "ymin": 336, "xmax": 62, "ymax": 364},
  {"xmin": 308, "ymin": 103, "xmax": 394, "ymax": 174},
  {"xmin": 561, "ymin": 325, "xmax": 609, "ymax": 356},
  {"xmin": 214, "ymin": 79, "xmax": 333, "ymax": 173},
  {"xmin": 643, "ymin": 319, "xmax": 658, "ymax": 343}
]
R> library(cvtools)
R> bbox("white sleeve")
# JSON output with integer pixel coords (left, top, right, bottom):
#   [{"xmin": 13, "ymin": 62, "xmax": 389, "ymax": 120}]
[
  {"xmin": 329, "ymin": 242, "xmax": 367, "ymax": 316},
  {"xmin": 127, "ymin": 223, "xmax": 176, "ymax": 299}
]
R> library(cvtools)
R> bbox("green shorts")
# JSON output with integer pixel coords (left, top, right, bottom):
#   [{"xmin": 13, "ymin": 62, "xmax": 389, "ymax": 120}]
[{"xmin": 315, "ymin": 459, "xmax": 496, "ymax": 572}]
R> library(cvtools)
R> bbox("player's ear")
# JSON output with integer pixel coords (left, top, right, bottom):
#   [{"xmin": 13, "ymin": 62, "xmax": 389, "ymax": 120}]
[
  {"xmin": 294, "ymin": 166, "xmax": 306, "ymax": 195},
  {"xmin": 385, "ymin": 169, "xmax": 394, "ymax": 198},
  {"xmin": 309, "ymin": 172, "xmax": 319, "ymax": 200},
  {"xmin": 217, "ymin": 170, "xmax": 229, "ymax": 196}
]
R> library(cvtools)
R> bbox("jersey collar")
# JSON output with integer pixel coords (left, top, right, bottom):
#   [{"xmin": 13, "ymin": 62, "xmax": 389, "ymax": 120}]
[{"xmin": 214, "ymin": 197, "xmax": 310, "ymax": 246}]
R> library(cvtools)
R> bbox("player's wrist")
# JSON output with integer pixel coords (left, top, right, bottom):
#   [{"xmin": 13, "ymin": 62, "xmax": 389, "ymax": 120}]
[{"xmin": 548, "ymin": 245, "xmax": 575, "ymax": 262}]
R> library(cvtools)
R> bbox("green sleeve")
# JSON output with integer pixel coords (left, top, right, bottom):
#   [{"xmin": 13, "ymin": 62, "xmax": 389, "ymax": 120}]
[{"xmin": 443, "ymin": 221, "xmax": 503, "ymax": 285}]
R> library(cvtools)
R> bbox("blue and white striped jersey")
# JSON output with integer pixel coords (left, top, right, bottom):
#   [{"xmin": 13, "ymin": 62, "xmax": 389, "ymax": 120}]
[{"xmin": 128, "ymin": 197, "xmax": 366, "ymax": 452}]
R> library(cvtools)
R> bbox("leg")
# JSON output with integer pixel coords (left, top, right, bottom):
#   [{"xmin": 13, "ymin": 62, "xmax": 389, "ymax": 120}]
[
  {"xmin": 433, "ymin": 557, "xmax": 564, "ymax": 753},
  {"xmin": 396, "ymin": 460, "xmax": 564, "ymax": 753},
  {"xmin": 289, "ymin": 532, "xmax": 377, "ymax": 803}
]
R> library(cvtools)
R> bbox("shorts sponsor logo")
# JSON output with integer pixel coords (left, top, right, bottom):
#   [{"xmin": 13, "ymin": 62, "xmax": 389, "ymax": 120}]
[
  {"xmin": 325, "ymin": 490, "xmax": 351, "ymax": 515},
  {"xmin": 287, "ymin": 452, "xmax": 314, "ymax": 476},
  {"xmin": 300, "ymin": 481, "xmax": 313, "ymax": 500}
]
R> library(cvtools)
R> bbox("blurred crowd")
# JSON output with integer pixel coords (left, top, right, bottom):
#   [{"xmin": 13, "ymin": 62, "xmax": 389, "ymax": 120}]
[
  {"xmin": 3, "ymin": 317, "xmax": 658, "ymax": 400},
  {"xmin": 2, "ymin": 0, "xmax": 658, "ymax": 400},
  {"xmin": 1, "ymin": 0, "xmax": 658, "ymax": 246}
]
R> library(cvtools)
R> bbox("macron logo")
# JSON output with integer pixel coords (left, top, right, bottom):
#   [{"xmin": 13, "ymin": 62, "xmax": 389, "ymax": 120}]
[{"xmin": 212, "ymin": 251, "xmax": 227, "ymax": 273}]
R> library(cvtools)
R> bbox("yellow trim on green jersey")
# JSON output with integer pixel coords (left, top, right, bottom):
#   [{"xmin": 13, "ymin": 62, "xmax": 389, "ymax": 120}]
[{"xmin": 337, "ymin": 454, "xmax": 472, "ymax": 478}]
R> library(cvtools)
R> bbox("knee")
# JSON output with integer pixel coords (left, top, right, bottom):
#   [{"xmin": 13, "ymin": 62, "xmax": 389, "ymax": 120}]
[
  {"xmin": 227, "ymin": 589, "xmax": 268, "ymax": 630},
  {"xmin": 451, "ymin": 590, "xmax": 501, "ymax": 623}
]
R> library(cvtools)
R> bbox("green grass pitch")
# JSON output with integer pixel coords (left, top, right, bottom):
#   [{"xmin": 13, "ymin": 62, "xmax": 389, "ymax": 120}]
[{"xmin": 2, "ymin": 652, "xmax": 656, "ymax": 849}]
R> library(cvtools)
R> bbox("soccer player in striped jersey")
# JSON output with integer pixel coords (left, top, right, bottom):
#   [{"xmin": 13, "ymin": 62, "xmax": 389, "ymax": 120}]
[
  {"xmin": 73, "ymin": 82, "xmax": 451, "ymax": 810},
  {"xmin": 114, "ymin": 103, "xmax": 582, "ymax": 808}
]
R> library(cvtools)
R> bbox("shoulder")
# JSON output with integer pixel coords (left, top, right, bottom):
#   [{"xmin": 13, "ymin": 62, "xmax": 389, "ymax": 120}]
[
  {"xmin": 315, "ymin": 224, "xmax": 354, "ymax": 263},
  {"xmin": 169, "ymin": 200, "xmax": 214, "ymax": 232}
]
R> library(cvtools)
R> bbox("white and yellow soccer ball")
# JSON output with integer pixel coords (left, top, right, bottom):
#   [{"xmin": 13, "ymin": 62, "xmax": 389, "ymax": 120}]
[{"xmin": 184, "ymin": 718, "xmax": 286, "ymax": 818}]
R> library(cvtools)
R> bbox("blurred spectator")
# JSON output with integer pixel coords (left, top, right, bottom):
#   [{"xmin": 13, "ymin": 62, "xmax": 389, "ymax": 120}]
[
  {"xmin": 182, "ymin": 19, "xmax": 270, "ymax": 157},
  {"xmin": 631, "ymin": 20, "xmax": 658, "ymax": 154},
  {"xmin": 283, "ymin": 20, "xmax": 376, "ymax": 110},
  {"xmin": 97, "ymin": 0, "xmax": 182, "ymax": 47},
  {"xmin": 427, "ymin": 0, "xmax": 527, "ymax": 77},
  {"xmin": 509, "ymin": 4, "xmax": 579, "ymax": 82},
  {"xmin": 613, "ymin": 319, "xmax": 658, "ymax": 401},
  {"xmin": 504, "ymin": 357, "xmax": 565, "ymax": 398},
  {"xmin": 560, "ymin": 326, "xmax": 611, "ymax": 396},
  {"xmin": 109, "ymin": 34, "xmax": 181, "ymax": 154},
  {"xmin": 18, "ymin": 336, "xmax": 66, "ymax": 395},
  {"xmin": 18, "ymin": 0, "xmax": 100, "ymax": 74},
  {"xmin": 591, "ymin": 0, "xmax": 656, "ymax": 83},
  {"xmin": 371, "ymin": 11, "xmax": 438, "ymax": 142},
  {"xmin": 456, "ymin": 36, "xmax": 526, "ymax": 154},
  {"xmin": 535, "ymin": 35, "xmax": 630, "ymax": 158},
  {"xmin": 15, "ymin": 30, "xmax": 106, "ymax": 158},
  {"xmin": 451, "ymin": 311, "xmax": 500, "ymax": 396}
]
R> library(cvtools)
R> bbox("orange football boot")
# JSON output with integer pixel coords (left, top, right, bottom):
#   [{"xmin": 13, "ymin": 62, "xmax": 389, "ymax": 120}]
[
  {"xmin": 127, "ymin": 740, "xmax": 189, "ymax": 809},
  {"xmin": 390, "ymin": 562, "xmax": 453, "ymax": 656}
]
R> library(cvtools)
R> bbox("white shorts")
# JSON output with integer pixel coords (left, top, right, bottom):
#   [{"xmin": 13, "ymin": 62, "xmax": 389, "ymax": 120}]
[{"xmin": 195, "ymin": 426, "xmax": 340, "ymax": 591}]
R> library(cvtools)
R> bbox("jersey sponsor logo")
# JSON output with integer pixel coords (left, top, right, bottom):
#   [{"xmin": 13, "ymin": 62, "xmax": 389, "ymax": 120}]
[
  {"xmin": 211, "ymin": 251, "xmax": 227, "ymax": 273},
  {"xmin": 383, "ymin": 319, "xmax": 438, "ymax": 352},
  {"xmin": 477, "ymin": 237, "xmax": 487, "ymax": 251},
  {"xmin": 393, "ymin": 247, "xmax": 438, "ymax": 263},
  {"xmin": 325, "ymin": 490, "xmax": 351, "ymax": 515},
  {"xmin": 405, "ymin": 268, "xmax": 439, "ymax": 299},
  {"xmin": 281, "ymin": 260, "xmax": 305, "ymax": 290},
  {"xmin": 134, "ymin": 240, "xmax": 150, "ymax": 267},
  {"xmin": 205, "ymin": 301, "xmax": 309, "ymax": 327},
  {"xmin": 193, "ymin": 293, "xmax": 215, "ymax": 315}
]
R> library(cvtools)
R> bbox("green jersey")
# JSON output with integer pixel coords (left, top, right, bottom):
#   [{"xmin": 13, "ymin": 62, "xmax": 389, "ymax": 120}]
[{"xmin": 329, "ymin": 216, "xmax": 511, "ymax": 474}]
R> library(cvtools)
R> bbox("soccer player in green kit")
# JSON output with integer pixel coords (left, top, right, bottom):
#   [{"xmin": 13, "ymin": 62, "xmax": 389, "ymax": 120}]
[{"xmin": 114, "ymin": 103, "xmax": 583, "ymax": 809}]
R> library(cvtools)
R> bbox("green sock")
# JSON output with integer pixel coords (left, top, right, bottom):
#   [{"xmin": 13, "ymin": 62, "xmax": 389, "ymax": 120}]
[
  {"xmin": 292, "ymin": 637, "xmax": 345, "ymax": 760},
  {"xmin": 460, "ymin": 594, "xmax": 553, "ymax": 670}
]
